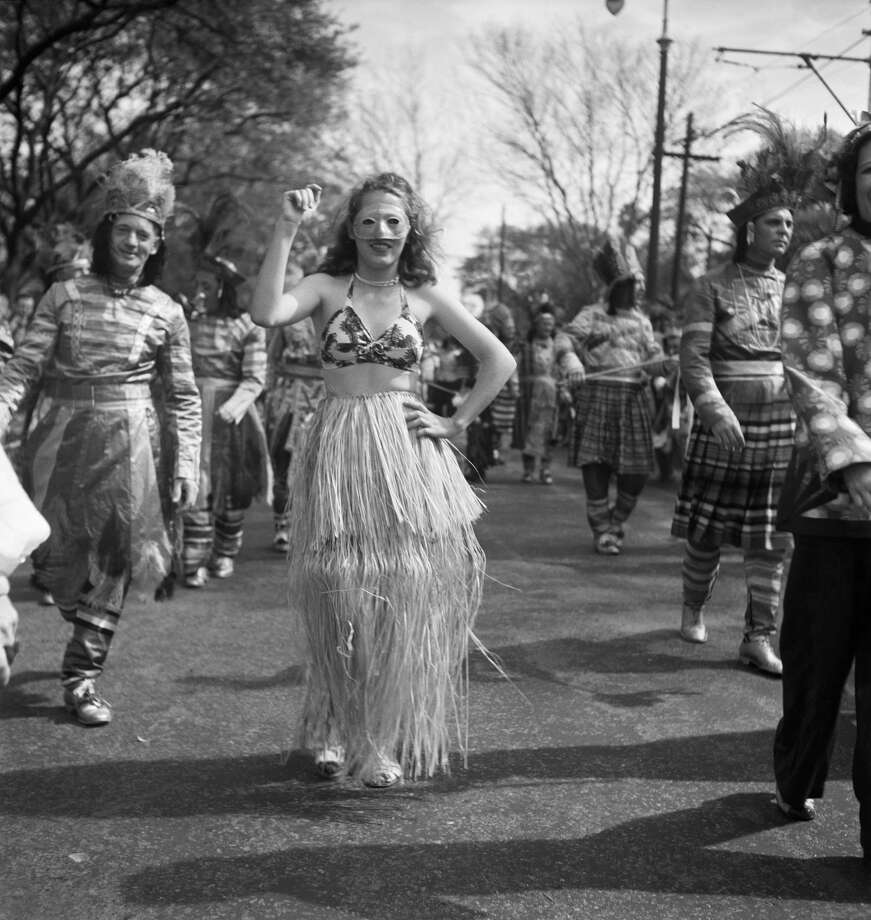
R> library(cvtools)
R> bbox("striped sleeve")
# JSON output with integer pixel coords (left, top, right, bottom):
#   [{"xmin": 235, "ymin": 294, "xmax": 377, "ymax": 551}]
[
  {"xmin": 679, "ymin": 276, "xmax": 734, "ymax": 429},
  {"xmin": 157, "ymin": 302, "xmax": 202, "ymax": 481}
]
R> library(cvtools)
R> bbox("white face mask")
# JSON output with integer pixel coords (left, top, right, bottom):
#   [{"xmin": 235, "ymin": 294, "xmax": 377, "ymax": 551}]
[{"xmin": 351, "ymin": 203, "xmax": 410, "ymax": 241}]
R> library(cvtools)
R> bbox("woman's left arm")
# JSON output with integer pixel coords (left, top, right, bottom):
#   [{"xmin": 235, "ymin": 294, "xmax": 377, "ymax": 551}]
[{"xmin": 407, "ymin": 284, "xmax": 516, "ymax": 439}]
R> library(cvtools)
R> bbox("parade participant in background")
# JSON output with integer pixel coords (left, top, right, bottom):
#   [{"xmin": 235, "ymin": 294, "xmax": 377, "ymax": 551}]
[
  {"xmin": 515, "ymin": 304, "xmax": 584, "ymax": 484},
  {"xmin": 181, "ymin": 251, "xmax": 269, "ymax": 587},
  {"xmin": 480, "ymin": 290, "xmax": 517, "ymax": 465},
  {"xmin": 671, "ymin": 116, "xmax": 824, "ymax": 675},
  {"xmin": 565, "ymin": 236, "xmax": 671, "ymax": 555},
  {"xmin": 0, "ymin": 150, "xmax": 201, "ymax": 725},
  {"xmin": 264, "ymin": 316, "xmax": 324, "ymax": 552},
  {"xmin": 773, "ymin": 120, "xmax": 871, "ymax": 861},
  {"xmin": 251, "ymin": 172, "xmax": 515, "ymax": 788}
]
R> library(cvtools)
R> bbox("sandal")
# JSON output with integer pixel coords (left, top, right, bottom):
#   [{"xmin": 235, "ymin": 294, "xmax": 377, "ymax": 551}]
[
  {"xmin": 362, "ymin": 754, "xmax": 402, "ymax": 788},
  {"xmin": 313, "ymin": 745, "xmax": 345, "ymax": 780},
  {"xmin": 521, "ymin": 472, "xmax": 534, "ymax": 484},
  {"xmin": 540, "ymin": 471, "xmax": 553, "ymax": 485}
]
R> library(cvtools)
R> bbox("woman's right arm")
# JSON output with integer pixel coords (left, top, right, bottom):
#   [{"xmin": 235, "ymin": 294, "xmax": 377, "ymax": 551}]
[{"xmin": 250, "ymin": 185, "xmax": 323, "ymax": 328}]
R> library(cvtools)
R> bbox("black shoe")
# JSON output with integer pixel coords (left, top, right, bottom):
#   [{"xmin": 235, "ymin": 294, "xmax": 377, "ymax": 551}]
[{"xmin": 775, "ymin": 786, "xmax": 815, "ymax": 821}]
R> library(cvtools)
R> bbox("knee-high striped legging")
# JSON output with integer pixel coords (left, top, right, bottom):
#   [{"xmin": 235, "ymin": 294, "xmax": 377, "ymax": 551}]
[
  {"xmin": 682, "ymin": 540, "xmax": 786, "ymax": 636},
  {"xmin": 182, "ymin": 507, "xmax": 245, "ymax": 574}
]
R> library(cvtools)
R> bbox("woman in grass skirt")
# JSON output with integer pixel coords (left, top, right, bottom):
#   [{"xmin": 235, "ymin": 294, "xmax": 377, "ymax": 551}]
[{"xmin": 251, "ymin": 174, "xmax": 515, "ymax": 787}]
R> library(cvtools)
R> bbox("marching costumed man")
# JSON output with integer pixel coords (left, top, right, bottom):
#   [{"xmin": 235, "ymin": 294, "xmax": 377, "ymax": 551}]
[
  {"xmin": 671, "ymin": 112, "xmax": 828, "ymax": 676},
  {"xmin": 171, "ymin": 196, "xmax": 270, "ymax": 587},
  {"xmin": 564, "ymin": 236, "xmax": 672, "ymax": 555},
  {"xmin": 0, "ymin": 149, "xmax": 201, "ymax": 725},
  {"xmin": 263, "ymin": 315, "xmax": 325, "ymax": 552}
]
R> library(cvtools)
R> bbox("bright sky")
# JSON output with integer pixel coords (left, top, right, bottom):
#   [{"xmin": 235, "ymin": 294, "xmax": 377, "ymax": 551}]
[{"xmin": 326, "ymin": 0, "xmax": 871, "ymax": 275}]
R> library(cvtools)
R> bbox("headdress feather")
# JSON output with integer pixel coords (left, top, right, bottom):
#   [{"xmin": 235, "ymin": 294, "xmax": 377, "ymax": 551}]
[{"xmin": 724, "ymin": 108, "xmax": 832, "ymax": 226}]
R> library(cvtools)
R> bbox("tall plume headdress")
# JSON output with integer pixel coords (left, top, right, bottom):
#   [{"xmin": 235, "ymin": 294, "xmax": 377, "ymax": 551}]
[
  {"xmin": 724, "ymin": 108, "xmax": 832, "ymax": 228},
  {"xmin": 101, "ymin": 149, "xmax": 175, "ymax": 230}
]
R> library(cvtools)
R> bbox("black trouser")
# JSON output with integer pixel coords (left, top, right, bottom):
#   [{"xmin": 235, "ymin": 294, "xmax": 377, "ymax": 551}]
[{"xmin": 773, "ymin": 534, "xmax": 871, "ymax": 852}]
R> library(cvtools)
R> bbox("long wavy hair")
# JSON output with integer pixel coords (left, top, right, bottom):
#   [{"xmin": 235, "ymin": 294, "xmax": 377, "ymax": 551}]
[
  {"xmin": 90, "ymin": 215, "xmax": 165, "ymax": 285},
  {"xmin": 317, "ymin": 173, "xmax": 439, "ymax": 287}
]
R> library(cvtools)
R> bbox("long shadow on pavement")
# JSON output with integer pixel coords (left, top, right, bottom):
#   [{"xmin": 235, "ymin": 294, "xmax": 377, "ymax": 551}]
[
  {"xmin": 0, "ymin": 725, "xmax": 853, "ymax": 820},
  {"xmin": 118, "ymin": 792, "xmax": 869, "ymax": 917}
]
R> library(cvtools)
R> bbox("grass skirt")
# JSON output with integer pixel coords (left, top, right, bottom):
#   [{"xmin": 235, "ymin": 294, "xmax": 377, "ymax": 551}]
[{"xmin": 287, "ymin": 390, "xmax": 485, "ymax": 779}]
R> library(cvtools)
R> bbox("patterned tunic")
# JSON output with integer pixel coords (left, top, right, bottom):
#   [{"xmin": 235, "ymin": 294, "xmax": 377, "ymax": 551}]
[
  {"xmin": 188, "ymin": 312, "xmax": 269, "ymax": 511},
  {"xmin": 0, "ymin": 275, "xmax": 201, "ymax": 610},
  {"xmin": 778, "ymin": 227, "xmax": 871, "ymax": 537},
  {"xmin": 564, "ymin": 304, "xmax": 665, "ymax": 472},
  {"xmin": 671, "ymin": 260, "xmax": 795, "ymax": 550}
]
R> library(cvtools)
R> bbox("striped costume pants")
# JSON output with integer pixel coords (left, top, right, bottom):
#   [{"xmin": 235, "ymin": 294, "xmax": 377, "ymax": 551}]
[
  {"xmin": 681, "ymin": 539, "xmax": 786, "ymax": 636},
  {"xmin": 182, "ymin": 504, "xmax": 246, "ymax": 575},
  {"xmin": 59, "ymin": 604, "xmax": 120, "ymax": 688}
]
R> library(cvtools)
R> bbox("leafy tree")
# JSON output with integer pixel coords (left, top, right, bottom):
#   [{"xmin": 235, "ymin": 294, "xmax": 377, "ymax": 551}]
[
  {"xmin": 0, "ymin": 0, "xmax": 355, "ymax": 295},
  {"xmin": 467, "ymin": 22, "xmax": 726, "ymax": 296}
]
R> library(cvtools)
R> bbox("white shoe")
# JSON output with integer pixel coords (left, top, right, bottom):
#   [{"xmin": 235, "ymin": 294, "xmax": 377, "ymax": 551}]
[
  {"xmin": 209, "ymin": 556, "xmax": 234, "ymax": 579},
  {"xmin": 739, "ymin": 635, "xmax": 782, "ymax": 676},
  {"xmin": 680, "ymin": 604, "xmax": 707, "ymax": 643},
  {"xmin": 184, "ymin": 566, "xmax": 209, "ymax": 589}
]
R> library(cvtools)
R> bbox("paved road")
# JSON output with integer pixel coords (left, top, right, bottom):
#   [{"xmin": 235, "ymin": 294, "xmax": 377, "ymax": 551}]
[{"xmin": 1, "ymin": 453, "xmax": 868, "ymax": 919}]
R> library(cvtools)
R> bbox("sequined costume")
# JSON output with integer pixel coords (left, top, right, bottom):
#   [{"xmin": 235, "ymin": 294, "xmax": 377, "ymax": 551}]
[{"xmin": 0, "ymin": 276, "xmax": 201, "ymax": 682}]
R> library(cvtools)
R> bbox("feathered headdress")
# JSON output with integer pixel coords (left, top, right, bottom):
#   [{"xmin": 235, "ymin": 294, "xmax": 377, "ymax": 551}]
[
  {"xmin": 161, "ymin": 193, "xmax": 251, "ymax": 308},
  {"xmin": 101, "ymin": 149, "xmax": 175, "ymax": 228},
  {"xmin": 724, "ymin": 108, "xmax": 832, "ymax": 227},
  {"xmin": 593, "ymin": 235, "xmax": 644, "ymax": 291}
]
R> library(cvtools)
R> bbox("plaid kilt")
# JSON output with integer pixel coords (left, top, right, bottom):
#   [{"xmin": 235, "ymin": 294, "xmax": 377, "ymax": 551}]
[
  {"xmin": 569, "ymin": 380, "xmax": 654, "ymax": 474},
  {"xmin": 671, "ymin": 385, "xmax": 794, "ymax": 550}
]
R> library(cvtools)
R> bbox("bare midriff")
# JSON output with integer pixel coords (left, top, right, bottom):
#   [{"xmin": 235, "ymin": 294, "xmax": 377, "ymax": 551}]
[{"xmin": 322, "ymin": 364, "xmax": 421, "ymax": 397}]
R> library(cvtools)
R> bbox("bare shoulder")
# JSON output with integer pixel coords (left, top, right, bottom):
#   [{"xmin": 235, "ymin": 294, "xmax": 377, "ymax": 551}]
[{"xmin": 406, "ymin": 280, "xmax": 461, "ymax": 323}]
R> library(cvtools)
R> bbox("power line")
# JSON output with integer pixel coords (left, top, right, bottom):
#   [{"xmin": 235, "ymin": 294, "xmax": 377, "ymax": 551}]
[
  {"xmin": 758, "ymin": 34, "xmax": 867, "ymax": 109},
  {"xmin": 800, "ymin": 4, "xmax": 869, "ymax": 48}
]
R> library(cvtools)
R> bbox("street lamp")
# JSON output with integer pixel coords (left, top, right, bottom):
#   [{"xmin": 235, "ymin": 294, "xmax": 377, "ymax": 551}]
[{"xmin": 607, "ymin": 0, "xmax": 671, "ymax": 304}]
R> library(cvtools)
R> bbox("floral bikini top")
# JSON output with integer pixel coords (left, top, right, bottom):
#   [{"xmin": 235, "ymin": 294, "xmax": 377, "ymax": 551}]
[{"xmin": 320, "ymin": 278, "xmax": 424, "ymax": 372}]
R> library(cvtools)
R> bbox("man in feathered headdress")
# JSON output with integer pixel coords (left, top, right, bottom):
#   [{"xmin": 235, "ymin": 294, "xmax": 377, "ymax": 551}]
[
  {"xmin": 0, "ymin": 149, "xmax": 201, "ymax": 727},
  {"xmin": 773, "ymin": 117, "xmax": 871, "ymax": 864},
  {"xmin": 671, "ymin": 112, "xmax": 830, "ymax": 679},
  {"xmin": 563, "ymin": 234, "xmax": 671, "ymax": 555}
]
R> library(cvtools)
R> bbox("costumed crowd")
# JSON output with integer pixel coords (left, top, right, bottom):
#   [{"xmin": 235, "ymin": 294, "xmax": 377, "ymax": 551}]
[{"xmin": 2, "ymin": 112, "xmax": 871, "ymax": 865}]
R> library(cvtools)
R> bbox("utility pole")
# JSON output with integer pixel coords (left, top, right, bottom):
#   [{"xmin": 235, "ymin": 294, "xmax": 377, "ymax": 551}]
[
  {"xmin": 496, "ymin": 206, "xmax": 506, "ymax": 302},
  {"xmin": 646, "ymin": 0, "xmax": 671, "ymax": 304},
  {"xmin": 666, "ymin": 113, "xmax": 720, "ymax": 304}
]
